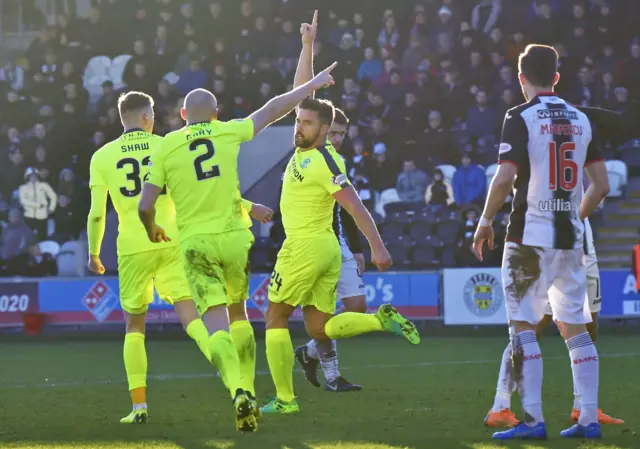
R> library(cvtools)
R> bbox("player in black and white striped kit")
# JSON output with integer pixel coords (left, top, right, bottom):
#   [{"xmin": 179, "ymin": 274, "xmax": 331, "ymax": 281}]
[
  {"xmin": 296, "ymin": 109, "xmax": 367, "ymax": 392},
  {"xmin": 472, "ymin": 45, "xmax": 610, "ymax": 440}
]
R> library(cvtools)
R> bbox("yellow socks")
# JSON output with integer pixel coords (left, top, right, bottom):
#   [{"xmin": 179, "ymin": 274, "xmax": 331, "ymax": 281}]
[
  {"xmin": 208, "ymin": 330, "xmax": 243, "ymax": 398},
  {"xmin": 123, "ymin": 332, "xmax": 147, "ymax": 405},
  {"xmin": 229, "ymin": 320, "xmax": 256, "ymax": 396},
  {"xmin": 325, "ymin": 312, "xmax": 383, "ymax": 339},
  {"xmin": 186, "ymin": 319, "xmax": 212, "ymax": 362},
  {"xmin": 265, "ymin": 328, "xmax": 295, "ymax": 402}
]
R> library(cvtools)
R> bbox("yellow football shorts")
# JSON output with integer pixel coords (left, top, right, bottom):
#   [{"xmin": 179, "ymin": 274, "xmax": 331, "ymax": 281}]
[
  {"xmin": 180, "ymin": 229, "xmax": 254, "ymax": 315},
  {"xmin": 118, "ymin": 246, "xmax": 191, "ymax": 315},
  {"xmin": 268, "ymin": 230, "xmax": 341, "ymax": 315}
]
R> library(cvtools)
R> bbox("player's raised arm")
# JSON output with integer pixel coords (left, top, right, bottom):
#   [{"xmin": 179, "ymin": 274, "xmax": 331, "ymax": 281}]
[
  {"xmin": 293, "ymin": 10, "xmax": 317, "ymax": 94},
  {"xmin": 333, "ymin": 186, "xmax": 391, "ymax": 272},
  {"xmin": 248, "ymin": 62, "xmax": 337, "ymax": 136}
]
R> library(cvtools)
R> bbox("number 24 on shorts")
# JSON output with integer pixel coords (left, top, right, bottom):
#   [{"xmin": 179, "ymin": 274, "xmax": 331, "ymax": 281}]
[{"xmin": 270, "ymin": 270, "xmax": 283, "ymax": 292}]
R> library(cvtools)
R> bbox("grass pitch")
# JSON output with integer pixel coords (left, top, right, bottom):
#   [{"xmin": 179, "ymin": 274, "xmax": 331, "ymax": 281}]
[{"xmin": 0, "ymin": 334, "xmax": 638, "ymax": 449}]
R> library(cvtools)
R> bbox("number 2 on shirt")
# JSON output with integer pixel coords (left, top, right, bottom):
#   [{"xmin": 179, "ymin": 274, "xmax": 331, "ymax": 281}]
[
  {"xmin": 189, "ymin": 139, "xmax": 221, "ymax": 181},
  {"xmin": 548, "ymin": 142, "xmax": 578, "ymax": 191}
]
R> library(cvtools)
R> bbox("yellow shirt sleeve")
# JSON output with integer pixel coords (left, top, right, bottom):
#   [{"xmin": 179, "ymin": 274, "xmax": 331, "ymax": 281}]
[
  {"xmin": 147, "ymin": 149, "xmax": 167, "ymax": 188},
  {"xmin": 314, "ymin": 148, "xmax": 351, "ymax": 195},
  {"xmin": 89, "ymin": 152, "xmax": 106, "ymax": 188},
  {"xmin": 228, "ymin": 118, "xmax": 255, "ymax": 143}
]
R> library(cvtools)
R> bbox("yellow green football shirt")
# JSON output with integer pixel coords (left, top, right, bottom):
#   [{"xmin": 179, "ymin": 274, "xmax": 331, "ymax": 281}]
[
  {"xmin": 89, "ymin": 129, "xmax": 178, "ymax": 256},
  {"xmin": 280, "ymin": 143, "xmax": 350, "ymax": 238},
  {"xmin": 146, "ymin": 119, "xmax": 254, "ymax": 242}
]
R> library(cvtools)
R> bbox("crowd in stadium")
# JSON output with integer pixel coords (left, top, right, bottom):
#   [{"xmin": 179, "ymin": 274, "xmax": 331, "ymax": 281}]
[{"xmin": 1, "ymin": 0, "xmax": 639, "ymax": 276}]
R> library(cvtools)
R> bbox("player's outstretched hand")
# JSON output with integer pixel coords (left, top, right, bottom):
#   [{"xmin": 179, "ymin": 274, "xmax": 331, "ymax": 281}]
[
  {"xmin": 310, "ymin": 62, "xmax": 337, "ymax": 90},
  {"xmin": 149, "ymin": 224, "xmax": 171, "ymax": 243},
  {"xmin": 371, "ymin": 245, "xmax": 393, "ymax": 272},
  {"xmin": 300, "ymin": 10, "xmax": 318, "ymax": 45},
  {"xmin": 251, "ymin": 203, "xmax": 274, "ymax": 224},
  {"xmin": 473, "ymin": 223, "xmax": 494, "ymax": 262},
  {"xmin": 88, "ymin": 255, "xmax": 105, "ymax": 275}
]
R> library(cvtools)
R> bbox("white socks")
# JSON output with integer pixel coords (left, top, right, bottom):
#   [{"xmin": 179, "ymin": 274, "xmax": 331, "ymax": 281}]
[
  {"xmin": 307, "ymin": 338, "xmax": 340, "ymax": 382},
  {"xmin": 566, "ymin": 332, "xmax": 599, "ymax": 426},
  {"xmin": 514, "ymin": 331, "xmax": 544, "ymax": 426},
  {"xmin": 573, "ymin": 381, "xmax": 581, "ymax": 410},
  {"xmin": 133, "ymin": 403, "xmax": 147, "ymax": 411},
  {"xmin": 492, "ymin": 342, "xmax": 513, "ymax": 412}
]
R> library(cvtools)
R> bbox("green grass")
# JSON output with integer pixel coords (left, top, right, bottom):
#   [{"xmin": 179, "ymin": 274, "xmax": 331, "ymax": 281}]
[{"xmin": 0, "ymin": 334, "xmax": 637, "ymax": 449}]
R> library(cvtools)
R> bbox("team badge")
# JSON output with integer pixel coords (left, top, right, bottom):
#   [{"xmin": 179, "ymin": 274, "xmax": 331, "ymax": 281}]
[
  {"xmin": 301, "ymin": 158, "xmax": 311, "ymax": 169},
  {"xmin": 463, "ymin": 273, "xmax": 503, "ymax": 317}
]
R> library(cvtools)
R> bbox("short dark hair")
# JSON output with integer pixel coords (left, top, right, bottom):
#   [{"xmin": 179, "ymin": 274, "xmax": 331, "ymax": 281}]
[
  {"xmin": 518, "ymin": 44, "xmax": 558, "ymax": 88},
  {"xmin": 117, "ymin": 91, "xmax": 154, "ymax": 116},
  {"xmin": 299, "ymin": 97, "xmax": 335, "ymax": 126},
  {"xmin": 333, "ymin": 108, "xmax": 349, "ymax": 126}
]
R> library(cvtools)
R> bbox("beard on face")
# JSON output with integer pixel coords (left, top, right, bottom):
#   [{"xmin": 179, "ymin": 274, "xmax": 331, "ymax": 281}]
[{"xmin": 294, "ymin": 128, "xmax": 321, "ymax": 149}]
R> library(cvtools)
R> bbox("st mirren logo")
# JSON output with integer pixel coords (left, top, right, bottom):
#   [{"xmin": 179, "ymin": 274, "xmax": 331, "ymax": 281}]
[{"xmin": 463, "ymin": 273, "xmax": 503, "ymax": 317}]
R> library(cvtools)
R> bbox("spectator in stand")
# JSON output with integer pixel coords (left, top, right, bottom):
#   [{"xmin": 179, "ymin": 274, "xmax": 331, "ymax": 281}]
[
  {"xmin": 128, "ymin": 62, "xmax": 156, "ymax": 96},
  {"xmin": 175, "ymin": 40, "xmax": 204, "ymax": 75},
  {"xmin": 595, "ymin": 71, "xmax": 616, "ymax": 110},
  {"xmin": 0, "ymin": 207, "xmax": 50, "ymax": 277},
  {"xmin": 466, "ymin": 89, "xmax": 498, "ymax": 140},
  {"xmin": 471, "ymin": 0, "xmax": 502, "ymax": 35},
  {"xmin": 19, "ymin": 167, "xmax": 57, "ymax": 240},
  {"xmin": 58, "ymin": 169, "xmax": 76, "ymax": 198},
  {"xmin": 389, "ymin": 91, "xmax": 424, "ymax": 159},
  {"xmin": 452, "ymin": 153, "xmax": 486, "ymax": 206},
  {"xmin": 528, "ymin": 0, "xmax": 558, "ymax": 46},
  {"xmin": 367, "ymin": 147, "xmax": 395, "ymax": 192},
  {"xmin": 2, "ymin": 90, "xmax": 32, "ymax": 131},
  {"xmin": 358, "ymin": 90, "xmax": 390, "ymax": 129},
  {"xmin": 422, "ymin": 110, "xmax": 456, "ymax": 167},
  {"xmin": 0, "ymin": 60, "xmax": 25, "ymax": 92},
  {"xmin": 496, "ymin": 87, "xmax": 517, "ymax": 122},
  {"xmin": 440, "ymin": 69, "xmax": 468, "ymax": 126},
  {"xmin": 425, "ymin": 168, "xmax": 455, "ymax": 208},
  {"xmin": 431, "ymin": 6, "xmax": 457, "ymax": 55},
  {"xmin": 466, "ymin": 50, "xmax": 495, "ymax": 93},
  {"xmin": 456, "ymin": 207, "xmax": 482, "ymax": 266},
  {"xmin": 275, "ymin": 20, "xmax": 299, "ymax": 76},
  {"xmin": 53, "ymin": 194, "xmax": 84, "ymax": 241},
  {"xmin": 1, "ymin": 147, "xmax": 26, "ymax": 198},
  {"xmin": 568, "ymin": 65, "xmax": 595, "ymax": 107},
  {"xmin": 401, "ymin": 34, "xmax": 429, "ymax": 78},
  {"xmin": 619, "ymin": 41, "xmax": 640, "ymax": 102},
  {"xmin": 377, "ymin": 14, "xmax": 400, "ymax": 52},
  {"xmin": 381, "ymin": 69, "xmax": 406, "ymax": 106},
  {"xmin": 176, "ymin": 59, "xmax": 208, "ymax": 95},
  {"xmin": 40, "ymin": 50, "xmax": 59, "ymax": 84},
  {"xmin": 396, "ymin": 160, "xmax": 429, "ymax": 209}
]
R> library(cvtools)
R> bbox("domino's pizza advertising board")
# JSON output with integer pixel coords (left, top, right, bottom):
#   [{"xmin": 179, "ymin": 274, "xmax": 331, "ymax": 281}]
[
  {"xmin": 443, "ymin": 268, "xmax": 640, "ymax": 325},
  {"xmin": 28, "ymin": 272, "xmax": 439, "ymax": 325}
]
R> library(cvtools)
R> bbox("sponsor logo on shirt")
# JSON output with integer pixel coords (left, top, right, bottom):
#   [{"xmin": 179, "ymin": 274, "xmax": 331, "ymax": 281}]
[
  {"xmin": 537, "ymin": 109, "xmax": 578, "ymax": 120},
  {"xmin": 538, "ymin": 198, "xmax": 574, "ymax": 212},
  {"xmin": 332, "ymin": 173, "xmax": 348, "ymax": 186},
  {"xmin": 499, "ymin": 143, "xmax": 512, "ymax": 154}
]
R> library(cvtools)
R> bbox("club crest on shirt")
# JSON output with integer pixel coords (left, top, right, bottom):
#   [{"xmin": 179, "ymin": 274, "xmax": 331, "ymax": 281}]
[
  {"xmin": 499, "ymin": 143, "xmax": 512, "ymax": 154},
  {"xmin": 463, "ymin": 273, "xmax": 503, "ymax": 317},
  {"xmin": 300, "ymin": 158, "xmax": 311, "ymax": 169}
]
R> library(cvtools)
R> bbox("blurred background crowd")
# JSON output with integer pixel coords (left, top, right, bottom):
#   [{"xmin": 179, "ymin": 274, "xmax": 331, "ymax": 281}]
[{"xmin": 0, "ymin": 0, "xmax": 638, "ymax": 275}]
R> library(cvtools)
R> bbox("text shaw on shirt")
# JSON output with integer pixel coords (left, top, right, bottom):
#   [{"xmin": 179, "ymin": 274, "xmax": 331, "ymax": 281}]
[{"xmin": 443, "ymin": 268, "xmax": 507, "ymax": 325}]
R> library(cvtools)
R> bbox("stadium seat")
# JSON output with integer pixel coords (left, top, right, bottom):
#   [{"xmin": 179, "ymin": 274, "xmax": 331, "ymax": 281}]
[
  {"xmin": 84, "ymin": 55, "xmax": 112, "ymax": 80},
  {"xmin": 412, "ymin": 236, "xmax": 442, "ymax": 268},
  {"xmin": 163, "ymin": 72, "xmax": 180, "ymax": 85},
  {"xmin": 376, "ymin": 188, "xmax": 401, "ymax": 218},
  {"xmin": 56, "ymin": 241, "xmax": 85, "ymax": 277},
  {"xmin": 381, "ymin": 212, "xmax": 409, "ymax": 241},
  {"xmin": 605, "ymin": 160, "xmax": 628, "ymax": 198},
  {"xmin": 485, "ymin": 163, "xmax": 498, "ymax": 187},
  {"xmin": 619, "ymin": 140, "xmax": 640, "ymax": 175},
  {"xmin": 436, "ymin": 164, "xmax": 457, "ymax": 185},
  {"xmin": 408, "ymin": 212, "xmax": 432, "ymax": 242},
  {"xmin": 110, "ymin": 54, "xmax": 132, "ymax": 88},
  {"xmin": 440, "ymin": 244, "xmax": 457, "ymax": 266},
  {"xmin": 436, "ymin": 218, "xmax": 460, "ymax": 246},
  {"xmin": 386, "ymin": 236, "xmax": 412, "ymax": 267},
  {"xmin": 39, "ymin": 240, "xmax": 60, "ymax": 257}
]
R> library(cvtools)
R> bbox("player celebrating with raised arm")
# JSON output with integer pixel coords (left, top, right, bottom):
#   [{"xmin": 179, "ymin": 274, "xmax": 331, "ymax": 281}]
[
  {"xmin": 260, "ymin": 14, "xmax": 420, "ymax": 416},
  {"xmin": 472, "ymin": 45, "xmax": 610, "ymax": 440},
  {"xmin": 292, "ymin": 11, "xmax": 368, "ymax": 393},
  {"xmin": 88, "ymin": 91, "xmax": 255, "ymax": 425},
  {"xmin": 138, "ymin": 65, "xmax": 338, "ymax": 432}
]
